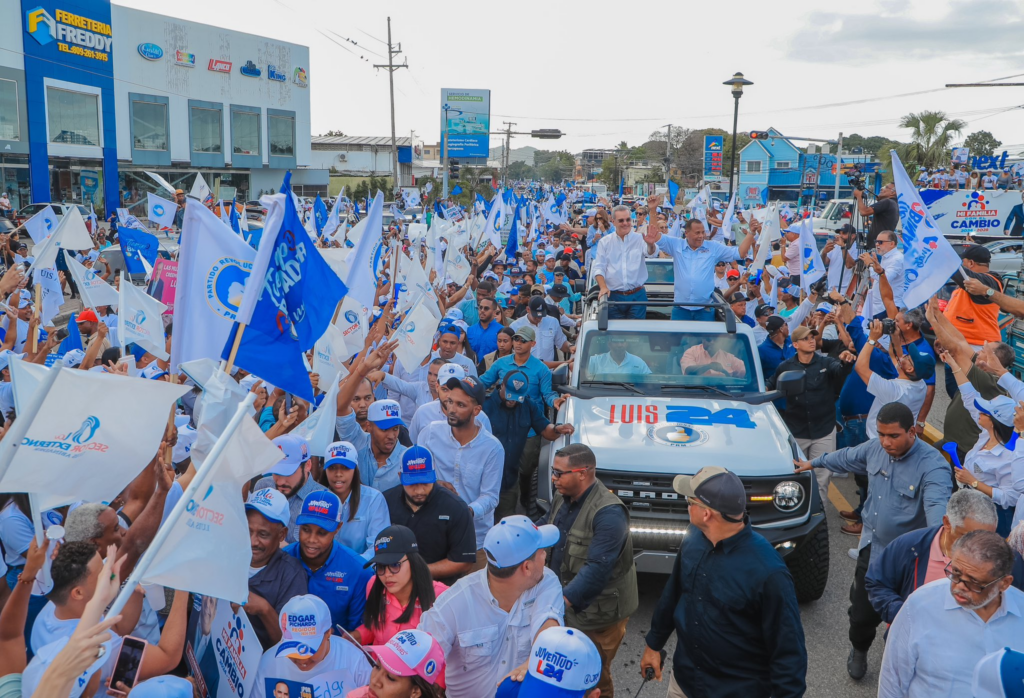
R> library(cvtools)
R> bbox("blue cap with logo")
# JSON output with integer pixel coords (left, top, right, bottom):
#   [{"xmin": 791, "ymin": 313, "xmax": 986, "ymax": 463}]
[
  {"xmin": 401, "ymin": 445, "xmax": 436, "ymax": 485},
  {"xmin": 502, "ymin": 370, "xmax": 530, "ymax": 403},
  {"xmin": 266, "ymin": 434, "xmax": 311, "ymax": 477},
  {"xmin": 296, "ymin": 490, "xmax": 342, "ymax": 533},
  {"xmin": 368, "ymin": 399, "xmax": 404, "ymax": 430},
  {"xmin": 516, "ymin": 626, "xmax": 602, "ymax": 697},
  {"xmin": 324, "ymin": 440, "xmax": 358, "ymax": 470}
]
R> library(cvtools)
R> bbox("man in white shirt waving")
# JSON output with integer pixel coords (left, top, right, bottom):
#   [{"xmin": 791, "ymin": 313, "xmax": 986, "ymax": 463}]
[
  {"xmin": 418, "ymin": 515, "xmax": 565, "ymax": 698},
  {"xmin": 591, "ymin": 204, "xmax": 656, "ymax": 319}
]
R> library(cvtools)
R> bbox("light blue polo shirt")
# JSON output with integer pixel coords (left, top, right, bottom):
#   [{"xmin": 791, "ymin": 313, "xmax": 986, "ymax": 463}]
[
  {"xmin": 656, "ymin": 236, "xmax": 741, "ymax": 307},
  {"xmin": 335, "ymin": 412, "xmax": 408, "ymax": 493}
]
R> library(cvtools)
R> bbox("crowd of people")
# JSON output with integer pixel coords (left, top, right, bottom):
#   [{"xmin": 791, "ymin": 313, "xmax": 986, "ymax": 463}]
[{"xmin": 0, "ymin": 173, "xmax": 1023, "ymax": 698}]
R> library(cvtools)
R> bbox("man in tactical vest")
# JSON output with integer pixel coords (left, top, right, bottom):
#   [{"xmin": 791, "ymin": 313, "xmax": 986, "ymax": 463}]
[{"xmin": 545, "ymin": 443, "xmax": 638, "ymax": 698}]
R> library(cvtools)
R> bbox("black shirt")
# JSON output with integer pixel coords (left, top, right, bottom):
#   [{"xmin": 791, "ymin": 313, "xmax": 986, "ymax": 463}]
[
  {"xmin": 646, "ymin": 524, "xmax": 807, "ymax": 698},
  {"xmin": 383, "ymin": 483, "xmax": 477, "ymax": 585},
  {"xmin": 248, "ymin": 549, "xmax": 308, "ymax": 649},
  {"xmin": 766, "ymin": 352, "xmax": 850, "ymax": 439},
  {"xmin": 867, "ymin": 196, "xmax": 899, "ymax": 249}
]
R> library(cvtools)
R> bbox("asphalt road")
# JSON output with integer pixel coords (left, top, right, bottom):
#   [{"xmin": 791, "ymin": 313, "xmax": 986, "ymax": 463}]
[{"xmin": 607, "ymin": 372, "xmax": 955, "ymax": 698}]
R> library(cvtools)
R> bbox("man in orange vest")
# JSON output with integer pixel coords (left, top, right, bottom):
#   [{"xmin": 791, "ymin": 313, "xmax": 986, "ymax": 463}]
[{"xmin": 944, "ymin": 245, "xmax": 1003, "ymax": 348}]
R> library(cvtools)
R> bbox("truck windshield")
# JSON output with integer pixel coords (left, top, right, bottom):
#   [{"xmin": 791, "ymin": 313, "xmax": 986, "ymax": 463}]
[
  {"xmin": 645, "ymin": 261, "xmax": 673, "ymax": 284},
  {"xmin": 579, "ymin": 330, "xmax": 759, "ymax": 392}
]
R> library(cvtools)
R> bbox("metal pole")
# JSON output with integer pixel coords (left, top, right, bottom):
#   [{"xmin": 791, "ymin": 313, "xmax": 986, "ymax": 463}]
[
  {"xmin": 727, "ymin": 94, "xmax": 740, "ymax": 203},
  {"xmin": 373, "ymin": 18, "xmax": 407, "ymax": 195},
  {"xmin": 833, "ymin": 132, "xmax": 844, "ymax": 201}
]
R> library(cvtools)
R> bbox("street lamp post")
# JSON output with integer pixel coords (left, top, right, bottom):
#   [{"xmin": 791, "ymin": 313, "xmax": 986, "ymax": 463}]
[{"xmin": 723, "ymin": 72, "xmax": 753, "ymax": 204}]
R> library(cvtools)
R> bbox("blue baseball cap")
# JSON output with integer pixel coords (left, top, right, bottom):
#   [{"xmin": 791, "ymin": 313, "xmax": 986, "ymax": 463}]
[
  {"xmin": 519, "ymin": 627, "xmax": 602, "ymax": 697},
  {"xmin": 484, "ymin": 515, "xmax": 560, "ymax": 568},
  {"xmin": 401, "ymin": 445, "xmax": 436, "ymax": 485},
  {"xmin": 974, "ymin": 647, "xmax": 1024, "ymax": 698},
  {"xmin": 296, "ymin": 491, "xmax": 342, "ymax": 533},
  {"xmin": 325, "ymin": 440, "xmax": 358, "ymax": 469},
  {"xmin": 368, "ymin": 399, "xmax": 404, "ymax": 430},
  {"xmin": 502, "ymin": 370, "xmax": 530, "ymax": 403}
]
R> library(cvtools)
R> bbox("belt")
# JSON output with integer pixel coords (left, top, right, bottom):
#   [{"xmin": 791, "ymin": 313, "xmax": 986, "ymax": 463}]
[
  {"xmin": 843, "ymin": 414, "xmax": 869, "ymax": 422},
  {"xmin": 613, "ymin": 286, "xmax": 644, "ymax": 296}
]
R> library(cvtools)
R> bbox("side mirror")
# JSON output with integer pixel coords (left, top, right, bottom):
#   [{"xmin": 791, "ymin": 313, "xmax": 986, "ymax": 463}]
[
  {"xmin": 776, "ymin": 370, "xmax": 805, "ymax": 397},
  {"xmin": 551, "ymin": 363, "xmax": 569, "ymax": 387}
]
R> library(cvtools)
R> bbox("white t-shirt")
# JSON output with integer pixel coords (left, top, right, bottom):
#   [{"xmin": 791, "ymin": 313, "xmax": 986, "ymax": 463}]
[
  {"xmin": 250, "ymin": 636, "xmax": 372, "ymax": 698},
  {"xmin": 866, "ymin": 374, "xmax": 928, "ymax": 438}
]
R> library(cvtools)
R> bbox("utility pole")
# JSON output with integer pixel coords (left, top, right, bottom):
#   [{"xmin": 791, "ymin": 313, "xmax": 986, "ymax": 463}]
[
  {"xmin": 373, "ymin": 17, "xmax": 407, "ymax": 196},
  {"xmin": 501, "ymin": 121, "xmax": 516, "ymax": 187}
]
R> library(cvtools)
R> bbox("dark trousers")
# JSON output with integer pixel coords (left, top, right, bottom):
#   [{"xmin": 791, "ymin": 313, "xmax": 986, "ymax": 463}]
[
  {"xmin": 518, "ymin": 434, "xmax": 542, "ymax": 512},
  {"xmin": 849, "ymin": 544, "xmax": 881, "ymax": 651}
]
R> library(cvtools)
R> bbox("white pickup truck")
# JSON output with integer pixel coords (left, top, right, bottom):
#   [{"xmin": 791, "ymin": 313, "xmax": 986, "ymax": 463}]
[{"xmin": 540, "ymin": 296, "xmax": 830, "ymax": 602}]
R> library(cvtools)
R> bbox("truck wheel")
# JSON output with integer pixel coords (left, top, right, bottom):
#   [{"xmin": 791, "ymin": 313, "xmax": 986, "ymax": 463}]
[{"xmin": 786, "ymin": 521, "xmax": 830, "ymax": 603}]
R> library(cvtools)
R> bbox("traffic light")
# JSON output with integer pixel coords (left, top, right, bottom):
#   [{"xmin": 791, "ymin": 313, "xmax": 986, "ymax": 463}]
[
  {"xmin": 749, "ymin": 131, "xmax": 771, "ymax": 140},
  {"xmin": 449, "ymin": 159, "xmax": 460, "ymax": 180}
]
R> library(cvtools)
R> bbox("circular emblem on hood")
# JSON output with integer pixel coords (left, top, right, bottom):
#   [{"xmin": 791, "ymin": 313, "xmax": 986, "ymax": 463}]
[{"xmin": 647, "ymin": 424, "xmax": 709, "ymax": 447}]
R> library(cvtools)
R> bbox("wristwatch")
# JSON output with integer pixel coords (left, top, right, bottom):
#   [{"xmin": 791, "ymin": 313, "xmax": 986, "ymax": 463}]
[
  {"xmin": 971, "ymin": 480, "xmax": 980, "ymax": 488},
  {"xmin": 986, "ymin": 287, "xmax": 996, "ymax": 298},
  {"xmin": 867, "ymin": 339, "xmax": 877, "ymax": 346}
]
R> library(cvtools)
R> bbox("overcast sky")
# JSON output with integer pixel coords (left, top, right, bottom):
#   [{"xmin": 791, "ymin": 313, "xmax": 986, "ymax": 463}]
[{"xmin": 134, "ymin": 0, "xmax": 1024, "ymax": 157}]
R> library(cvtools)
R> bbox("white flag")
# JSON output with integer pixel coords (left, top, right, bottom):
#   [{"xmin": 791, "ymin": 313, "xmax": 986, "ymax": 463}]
[
  {"xmin": 446, "ymin": 245, "xmax": 472, "ymax": 286},
  {"xmin": 344, "ymin": 192, "xmax": 385, "ymax": 312},
  {"xmin": 392, "ymin": 299, "xmax": 440, "ymax": 373},
  {"xmin": 719, "ymin": 192, "xmax": 737, "ymax": 242},
  {"xmin": 751, "ymin": 204, "xmax": 777, "ymax": 271},
  {"xmin": 291, "ymin": 378, "xmax": 340, "ymax": 457},
  {"xmin": 147, "ymin": 192, "xmax": 178, "ymax": 228},
  {"xmin": 32, "ymin": 267, "xmax": 64, "ymax": 327},
  {"xmin": 407, "ymin": 223, "xmax": 428, "ymax": 245},
  {"xmin": 2, "ymin": 362, "xmax": 188, "ymax": 511},
  {"xmin": 28, "ymin": 207, "xmax": 94, "ymax": 273},
  {"xmin": 23, "ymin": 206, "xmax": 58, "ymax": 245},
  {"xmin": 119, "ymin": 274, "xmax": 169, "ymax": 359},
  {"xmin": 190, "ymin": 172, "xmax": 212, "ymax": 203},
  {"xmin": 890, "ymin": 150, "xmax": 962, "ymax": 310},
  {"xmin": 145, "ymin": 171, "xmax": 178, "ymax": 196},
  {"xmin": 399, "ymin": 252, "xmax": 441, "ymax": 320},
  {"xmin": 139, "ymin": 413, "xmax": 282, "ymax": 603},
  {"xmin": 323, "ymin": 193, "xmax": 346, "ymax": 239},
  {"xmin": 170, "ymin": 201, "xmax": 255, "ymax": 371},
  {"xmin": 334, "ymin": 294, "xmax": 367, "ymax": 351},
  {"xmin": 64, "ymin": 251, "xmax": 119, "ymax": 310},
  {"xmin": 116, "ymin": 208, "xmax": 146, "ymax": 231},
  {"xmin": 798, "ymin": 217, "xmax": 825, "ymax": 294},
  {"xmin": 313, "ymin": 323, "xmax": 352, "ymax": 388},
  {"xmin": 483, "ymin": 194, "xmax": 505, "ymax": 251}
]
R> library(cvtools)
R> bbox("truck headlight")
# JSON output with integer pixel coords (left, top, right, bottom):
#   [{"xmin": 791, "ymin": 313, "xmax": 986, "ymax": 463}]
[{"xmin": 773, "ymin": 481, "xmax": 804, "ymax": 512}]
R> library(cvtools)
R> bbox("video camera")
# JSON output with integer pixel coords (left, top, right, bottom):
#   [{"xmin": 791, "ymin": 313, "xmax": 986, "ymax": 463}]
[{"xmin": 846, "ymin": 165, "xmax": 866, "ymax": 192}]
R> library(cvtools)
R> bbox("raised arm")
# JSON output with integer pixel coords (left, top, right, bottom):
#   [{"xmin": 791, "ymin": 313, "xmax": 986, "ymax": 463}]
[{"xmin": 924, "ymin": 296, "xmax": 975, "ymax": 368}]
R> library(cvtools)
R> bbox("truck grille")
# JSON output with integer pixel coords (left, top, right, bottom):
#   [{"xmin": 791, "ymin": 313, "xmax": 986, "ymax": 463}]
[{"xmin": 596, "ymin": 469, "xmax": 813, "ymax": 553}]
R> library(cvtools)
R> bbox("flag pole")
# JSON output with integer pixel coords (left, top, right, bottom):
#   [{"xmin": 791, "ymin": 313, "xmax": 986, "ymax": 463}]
[
  {"xmin": 106, "ymin": 392, "xmax": 256, "ymax": 618},
  {"xmin": 223, "ymin": 323, "xmax": 246, "ymax": 374},
  {"xmin": 31, "ymin": 283, "xmax": 41, "ymax": 353}
]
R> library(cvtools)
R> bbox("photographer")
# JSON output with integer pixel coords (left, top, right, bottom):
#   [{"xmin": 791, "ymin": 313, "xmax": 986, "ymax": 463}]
[
  {"xmin": 853, "ymin": 181, "xmax": 899, "ymax": 250},
  {"xmin": 822, "ymin": 224, "xmax": 858, "ymax": 295},
  {"xmin": 858, "ymin": 230, "xmax": 904, "ymax": 318}
]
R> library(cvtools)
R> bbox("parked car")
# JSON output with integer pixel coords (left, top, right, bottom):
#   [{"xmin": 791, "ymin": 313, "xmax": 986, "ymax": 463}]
[{"xmin": 14, "ymin": 203, "xmax": 90, "ymax": 226}]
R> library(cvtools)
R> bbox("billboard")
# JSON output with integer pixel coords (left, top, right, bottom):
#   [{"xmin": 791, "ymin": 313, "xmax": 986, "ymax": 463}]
[
  {"xmin": 703, "ymin": 135, "xmax": 724, "ymax": 181},
  {"xmin": 441, "ymin": 88, "xmax": 491, "ymax": 159}
]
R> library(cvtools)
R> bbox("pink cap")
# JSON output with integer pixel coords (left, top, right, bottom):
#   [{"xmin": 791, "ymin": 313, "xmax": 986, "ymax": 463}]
[{"xmin": 368, "ymin": 630, "xmax": 445, "ymax": 685}]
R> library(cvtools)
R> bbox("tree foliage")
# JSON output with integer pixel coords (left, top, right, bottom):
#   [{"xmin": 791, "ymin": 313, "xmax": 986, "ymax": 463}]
[
  {"xmin": 963, "ymin": 131, "xmax": 1002, "ymax": 157},
  {"xmin": 320, "ymin": 129, "xmax": 346, "ymax": 137}
]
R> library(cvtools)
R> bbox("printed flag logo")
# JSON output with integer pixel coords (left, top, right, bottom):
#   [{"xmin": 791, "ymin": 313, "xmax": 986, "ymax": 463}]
[{"xmin": 24, "ymin": 416, "xmax": 108, "ymax": 458}]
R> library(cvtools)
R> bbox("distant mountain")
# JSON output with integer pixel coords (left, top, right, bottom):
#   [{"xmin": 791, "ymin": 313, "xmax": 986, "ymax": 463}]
[{"xmin": 489, "ymin": 145, "xmax": 538, "ymax": 166}]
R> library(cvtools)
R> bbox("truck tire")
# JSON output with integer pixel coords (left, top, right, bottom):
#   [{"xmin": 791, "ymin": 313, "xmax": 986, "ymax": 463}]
[{"xmin": 786, "ymin": 521, "xmax": 830, "ymax": 603}]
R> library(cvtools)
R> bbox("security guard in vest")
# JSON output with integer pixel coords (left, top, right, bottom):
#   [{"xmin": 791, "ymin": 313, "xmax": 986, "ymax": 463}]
[{"xmin": 546, "ymin": 443, "xmax": 638, "ymax": 698}]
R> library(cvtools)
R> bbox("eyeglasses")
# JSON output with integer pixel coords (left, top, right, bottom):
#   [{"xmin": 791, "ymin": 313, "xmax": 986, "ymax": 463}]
[
  {"xmin": 551, "ymin": 466, "xmax": 591, "ymax": 479},
  {"xmin": 375, "ymin": 558, "xmax": 408, "ymax": 576},
  {"xmin": 944, "ymin": 561, "xmax": 1006, "ymax": 594}
]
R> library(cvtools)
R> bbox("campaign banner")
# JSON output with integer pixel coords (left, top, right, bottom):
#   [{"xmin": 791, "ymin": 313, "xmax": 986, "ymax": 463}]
[
  {"xmin": 147, "ymin": 259, "xmax": 178, "ymax": 314},
  {"xmin": 263, "ymin": 679, "xmax": 312, "ymax": 698},
  {"xmin": 440, "ymin": 88, "xmax": 491, "ymax": 158},
  {"xmin": 951, "ymin": 147, "xmax": 970, "ymax": 165},
  {"xmin": 186, "ymin": 594, "xmax": 262, "ymax": 698}
]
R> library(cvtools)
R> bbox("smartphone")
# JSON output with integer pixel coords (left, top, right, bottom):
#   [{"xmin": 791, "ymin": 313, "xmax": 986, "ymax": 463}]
[
  {"xmin": 52, "ymin": 326, "xmax": 69, "ymax": 343},
  {"xmin": 108, "ymin": 636, "xmax": 147, "ymax": 695}
]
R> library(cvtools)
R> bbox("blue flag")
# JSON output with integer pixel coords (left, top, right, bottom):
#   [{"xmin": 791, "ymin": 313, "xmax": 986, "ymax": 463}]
[
  {"xmin": 505, "ymin": 203, "xmax": 521, "ymax": 261},
  {"xmin": 229, "ymin": 198, "xmax": 241, "ymax": 234},
  {"xmin": 618, "ymin": 178, "xmax": 624, "ymax": 197},
  {"xmin": 554, "ymin": 192, "xmax": 566, "ymax": 207},
  {"xmin": 761, "ymin": 187, "xmax": 769, "ymax": 206},
  {"xmin": 668, "ymin": 181, "xmax": 680, "ymax": 206},
  {"xmin": 118, "ymin": 227, "xmax": 160, "ymax": 275},
  {"xmin": 313, "ymin": 194, "xmax": 328, "ymax": 236},
  {"xmin": 223, "ymin": 174, "xmax": 348, "ymax": 401},
  {"xmin": 451, "ymin": 185, "xmax": 463, "ymax": 197},
  {"xmin": 55, "ymin": 311, "xmax": 84, "ymax": 359},
  {"xmin": 353, "ymin": 199, "xmax": 361, "ymax": 221}
]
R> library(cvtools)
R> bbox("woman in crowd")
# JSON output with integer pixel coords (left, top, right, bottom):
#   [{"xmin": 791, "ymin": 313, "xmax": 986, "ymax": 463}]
[
  {"xmin": 479, "ymin": 326, "xmax": 514, "ymax": 374},
  {"xmin": 316, "ymin": 441, "xmax": 391, "ymax": 559},
  {"xmin": 353, "ymin": 526, "xmax": 446, "ymax": 646},
  {"xmin": 940, "ymin": 349, "xmax": 1024, "ymax": 536},
  {"xmin": 346, "ymin": 629, "xmax": 445, "ymax": 698}
]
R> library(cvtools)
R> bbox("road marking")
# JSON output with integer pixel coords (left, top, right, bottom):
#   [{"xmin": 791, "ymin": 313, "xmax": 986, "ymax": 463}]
[{"xmin": 828, "ymin": 481, "xmax": 854, "ymax": 514}]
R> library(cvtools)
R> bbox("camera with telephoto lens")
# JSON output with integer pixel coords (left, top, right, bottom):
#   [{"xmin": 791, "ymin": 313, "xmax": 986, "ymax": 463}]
[
  {"xmin": 810, "ymin": 276, "xmax": 829, "ymax": 296},
  {"xmin": 846, "ymin": 165, "xmax": 866, "ymax": 192},
  {"xmin": 879, "ymin": 318, "xmax": 897, "ymax": 335}
]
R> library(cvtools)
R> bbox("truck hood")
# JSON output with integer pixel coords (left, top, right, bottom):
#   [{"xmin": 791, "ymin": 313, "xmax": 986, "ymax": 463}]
[{"xmin": 566, "ymin": 395, "xmax": 796, "ymax": 477}]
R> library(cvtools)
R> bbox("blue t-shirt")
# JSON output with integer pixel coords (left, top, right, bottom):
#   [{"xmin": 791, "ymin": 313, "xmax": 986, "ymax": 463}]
[
  {"xmin": 494, "ymin": 678, "xmax": 522, "ymax": 698},
  {"xmin": 283, "ymin": 540, "xmax": 374, "ymax": 631}
]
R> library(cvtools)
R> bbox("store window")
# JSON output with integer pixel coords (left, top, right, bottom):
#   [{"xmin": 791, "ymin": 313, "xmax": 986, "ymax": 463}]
[
  {"xmin": 132, "ymin": 100, "xmax": 167, "ymax": 151},
  {"xmin": 269, "ymin": 114, "xmax": 295, "ymax": 157},
  {"xmin": 47, "ymin": 87, "xmax": 99, "ymax": 146},
  {"xmin": 0, "ymin": 80, "xmax": 19, "ymax": 141},
  {"xmin": 191, "ymin": 106, "xmax": 222, "ymax": 154},
  {"xmin": 231, "ymin": 110, "xmax": 260, "ymax": 156}
]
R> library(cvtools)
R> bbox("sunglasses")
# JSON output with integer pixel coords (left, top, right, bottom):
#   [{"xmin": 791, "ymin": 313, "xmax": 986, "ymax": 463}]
[
  {"xmin": 551, "ymin": 465, "xmax": 591, "ymax": 479},
  {"xmin": 944, "ymin": 561, "xmax": 1006, "ymax": 594},
  {"xmin": 375, "ymin": 558, "xmax": 408, "ymax": 576}
]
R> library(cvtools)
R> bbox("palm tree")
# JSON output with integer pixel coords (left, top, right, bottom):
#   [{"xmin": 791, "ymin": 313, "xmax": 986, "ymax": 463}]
[{"xmin": 897, "ymin": 111, "xmax": 967, "ymax": 169}]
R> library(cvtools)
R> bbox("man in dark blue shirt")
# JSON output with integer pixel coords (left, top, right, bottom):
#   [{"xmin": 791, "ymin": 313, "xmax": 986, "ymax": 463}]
[
  {"xmin": 642, "ymin": 466, "xmax": 807, "ymax": 698},
  {"xmin": 757, "ymin": 315, "xmax": 795, "ymax": 379},
  {"xmin": 483, "ymin": 370, "xmax": 574, "ymax": 521}
]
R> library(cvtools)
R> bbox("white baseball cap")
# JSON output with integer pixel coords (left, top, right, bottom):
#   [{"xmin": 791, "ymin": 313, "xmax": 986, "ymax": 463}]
[
  {"xmin": 437, "ymin": 363, "xmax": 466, "ymax": 385},
  {"xmin": 973, "ymin": 647, "xmax": 1024, "ymax": 698},
  {"xmin": 276, "ymin": 595, "xmax": 332, "ymax": 659},
  {"xmin": 484, "ymin": 515, "xmax": 560, "ymax": 569},
  {"xmin": 129, "ymin": 676, "xmax": 193, "ymax": 698},
  {"xmin": 245, "ymin": 488, "xmax": 290, "ymax": 527},
  {"xmin": 0, "ymin": 350, "xmax": 25, "ymax": 372},
  {"xmin": 172, "ymin": 424, "xmax": 197, "ymax": 464},
  {"xmin": 62, "ymin": 349, "xmax": 87, "ymax": 368},
  {"xmin": 519, "ymin": 627, "xmax": 602, "ymax": 697},
  {"xmin": 265, "ymin": 434, "xmax": 310, "ymax": 477}
]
